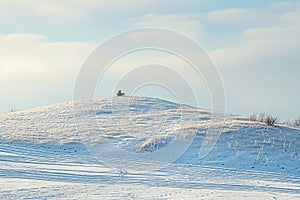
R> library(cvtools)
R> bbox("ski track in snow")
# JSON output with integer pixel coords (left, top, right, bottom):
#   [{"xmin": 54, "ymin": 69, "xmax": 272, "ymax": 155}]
[{"xmin": 0, "ymin": 97, "xmax": 299, "ymax": 199}]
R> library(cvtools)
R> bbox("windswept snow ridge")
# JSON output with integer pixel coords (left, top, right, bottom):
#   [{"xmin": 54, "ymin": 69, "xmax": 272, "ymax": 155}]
[{"xmin": 0, "ymin": 97, "xmax": 299, "ymax": 199}]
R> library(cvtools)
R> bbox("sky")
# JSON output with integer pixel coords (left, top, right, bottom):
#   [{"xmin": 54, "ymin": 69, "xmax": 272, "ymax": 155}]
[{"xmin": 0, "ymin": 0, "xmax": 300, "ymax": 121}]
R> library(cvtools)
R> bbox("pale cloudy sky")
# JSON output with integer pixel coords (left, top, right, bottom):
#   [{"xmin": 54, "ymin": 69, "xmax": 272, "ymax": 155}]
[{"xmin": 0, "ymin": 0, "xmax": 299, "ymax": 120}]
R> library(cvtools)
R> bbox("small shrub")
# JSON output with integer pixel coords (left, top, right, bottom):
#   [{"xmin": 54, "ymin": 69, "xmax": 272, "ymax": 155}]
[
  {"xmin": 286, "ymin": 117, "xmax": 300, "ymax": 128},
  {"xmin": 248, "ymin": 112, "xmax": 278, "ymax": 126},
  {"xmin": 258, "ymin": 113, "xmax": 266, "ymax": 122},
  {"xmin": 294, "ymin": 118, "xmax": 300, "ymax": 127},
  {"xmin": 263, "ymin": 115, "xmax": 278, "ymax": 126},
  {"xmin": 249, "ymin": 113, "xmax": 257, "ymax": 121}
]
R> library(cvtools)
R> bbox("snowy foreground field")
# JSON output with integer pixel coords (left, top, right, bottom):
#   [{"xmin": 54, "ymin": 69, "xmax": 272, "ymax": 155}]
[{"xmin": 0, "ymin": 97, "xmax": 299, "ymax": 199}]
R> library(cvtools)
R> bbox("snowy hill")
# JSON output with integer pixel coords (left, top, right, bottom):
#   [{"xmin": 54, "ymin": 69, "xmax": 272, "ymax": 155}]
[{"xmin": 0, "ymin": 97, "xmax": 299, "ymax": 199}]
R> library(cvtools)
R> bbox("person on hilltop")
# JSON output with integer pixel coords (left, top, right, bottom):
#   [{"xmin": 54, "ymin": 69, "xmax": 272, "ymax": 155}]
[{"xmin": 117, "ymin": 90, "xmax": 125, "ymax": 96}]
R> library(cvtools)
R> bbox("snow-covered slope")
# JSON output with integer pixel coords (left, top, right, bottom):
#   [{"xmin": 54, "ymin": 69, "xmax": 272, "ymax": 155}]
[{"xmin": 0, "ymin": 97, "xmax": 299, "ymax": 199}]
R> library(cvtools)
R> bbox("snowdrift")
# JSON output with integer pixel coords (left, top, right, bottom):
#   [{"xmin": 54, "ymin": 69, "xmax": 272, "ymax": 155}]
[{"xmin": 0, "ymin": 97, "xmax": 299, "ymax": 199}]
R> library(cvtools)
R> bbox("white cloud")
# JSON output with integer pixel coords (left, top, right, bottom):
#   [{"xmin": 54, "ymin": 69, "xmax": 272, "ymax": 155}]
[
  {"xmin": 207, "ymin": 1, "xmax": 300, "ymax": 67},
  {"xmin": 0, "ymin": 33, "xmax": 95, "ymax": 111},
  {"xmin": 206, "ymin": 8, "xmax": 252, "ymax": 21},
  {"xmin": 206, "ymin": 5, "xmax": 300, "ymax": 120},
  {"xmin": 0, "ymin": 34, "xmax": 47, "ymax": 44},
  {"xmin": 0, "ymin": 0, "xmax": 159, "ymax": 20},
  {"xmin": 129, "ymin": 14, "xmax": 204, "ymax": 41},
  {"xmin": 278, "ymin": 11, "xmax": 300, "ymax": 26},
  {"xmin": 210, "ymin": 25, "xmax": 300, "ymax": 67},
  {"xmin": 205, "ymin": 7, "xmax": 275, "ymax": 26},
  {"xmin": 269, "ymin": 1, "xmax": 294, "ymax": 11}
]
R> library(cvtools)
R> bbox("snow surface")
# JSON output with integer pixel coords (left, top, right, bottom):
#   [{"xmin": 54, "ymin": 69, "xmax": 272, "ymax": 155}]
[{"xmin": 0, "ymin": 97, "xmax": 299, "ymax": 199}]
